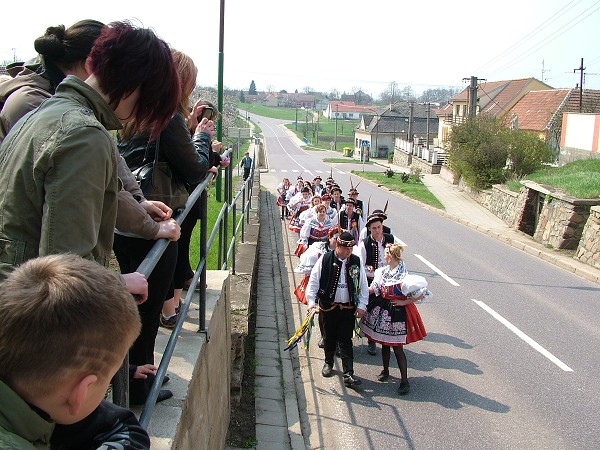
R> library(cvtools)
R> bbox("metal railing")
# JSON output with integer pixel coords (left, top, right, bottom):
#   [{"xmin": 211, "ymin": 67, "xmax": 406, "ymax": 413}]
[{"xmin": 112, "ymin": 147, "xmax": 256, "ymax": 428}]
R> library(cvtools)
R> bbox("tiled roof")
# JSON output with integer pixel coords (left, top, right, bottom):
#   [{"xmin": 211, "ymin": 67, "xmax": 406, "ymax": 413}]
[
  {"xmin": 509, "ymin": 89, "xmax": 600, "ymax": 131},
  {"xmin": 452, "ymin": 78, "xmax": 553, "ymax": 117},
  {"xmin": 509, "ymin": 89, "xmax": 570, "ymax": 131}
]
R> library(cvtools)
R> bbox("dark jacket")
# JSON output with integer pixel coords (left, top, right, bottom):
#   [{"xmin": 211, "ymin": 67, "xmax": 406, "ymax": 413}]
[
  {"xmin": 118, "ymin": 112, "xmax": 211, "ymax": 214},
  {"xmin": 0, "ymin": 76, "xmax": 121, "ymax": 282}
]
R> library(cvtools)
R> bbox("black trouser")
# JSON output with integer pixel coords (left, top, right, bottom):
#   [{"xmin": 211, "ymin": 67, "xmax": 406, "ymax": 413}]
[
  {"xmin": 319, "ymin": 305, "xmax": 356, "ymax": 375},
  {"xmin": 113, "ymin": 234, "xmax": 178, "ymax": 402},
  {"xmin": 173, "ymin": 200, "xmax": 201, "ymax": 288}
]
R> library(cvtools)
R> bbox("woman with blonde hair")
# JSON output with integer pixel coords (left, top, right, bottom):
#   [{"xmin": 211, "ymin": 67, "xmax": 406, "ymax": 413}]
[{"xmin": 359, "ymin": 243, "xmax": 428, "ymax": 395}]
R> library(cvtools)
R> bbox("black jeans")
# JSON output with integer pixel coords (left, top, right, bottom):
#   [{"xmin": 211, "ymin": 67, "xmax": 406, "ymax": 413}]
[{"xmin": 113, "ymin": 234, "xmax": 178, "ymax": 402}]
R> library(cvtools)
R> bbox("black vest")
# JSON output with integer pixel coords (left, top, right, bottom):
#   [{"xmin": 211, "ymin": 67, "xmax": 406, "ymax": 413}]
[
  {"xmin": 317, "ymin": 251, "xmax": 360, "ymax": 309},
  {"xmin": 363, "ymin": 233, "xmax": 395, "ymax": 272}
]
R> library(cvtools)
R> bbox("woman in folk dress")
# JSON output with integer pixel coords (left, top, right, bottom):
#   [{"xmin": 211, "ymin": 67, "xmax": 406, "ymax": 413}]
[{"xmin": 359, "ymin": 243, "xmax": 427, "ymax": 395}]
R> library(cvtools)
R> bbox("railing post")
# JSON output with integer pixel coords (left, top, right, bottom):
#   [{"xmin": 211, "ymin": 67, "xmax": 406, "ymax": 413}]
[
  {"xmin": 232, "ymin": 201, "xmax": 237, "ymax": 275},
  {"xmin": 241, "ymin": 187, "xmax": 246, "ymax": 243},
  {"xmin": 199, "ymin": 189, "xmax": 208, "ymax": 331}
]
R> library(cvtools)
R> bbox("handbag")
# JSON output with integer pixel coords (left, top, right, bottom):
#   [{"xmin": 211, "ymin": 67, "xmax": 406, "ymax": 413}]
[{"xmin": 131, "ymin": 135, "xmax": 189, "ymax": 211}]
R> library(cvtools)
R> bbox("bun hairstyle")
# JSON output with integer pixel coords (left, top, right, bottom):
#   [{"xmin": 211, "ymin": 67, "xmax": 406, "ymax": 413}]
[
  {"xmin": 34, "ymin": 20, "xmax": 105, "ymax": 89},
  {"xmin": 385, "ymin": 243, "xmax": 405, "ymax": 261}
]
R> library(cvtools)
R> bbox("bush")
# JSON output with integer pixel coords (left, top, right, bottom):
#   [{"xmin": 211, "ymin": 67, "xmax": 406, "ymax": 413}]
[
  {"xmin": 401, "ymin": 172, "xmax": 410, "ymax": 183},
  {"xmin": 384, "ymin": 168, "xmax": 394, "ymax": 178},
  {"xmin": 448, "ymin": 116, "xmax": 552, "ymax": 190},
  {"xmin": 410, "ymin": 167, "xmax": 423, "ymax": 183}
]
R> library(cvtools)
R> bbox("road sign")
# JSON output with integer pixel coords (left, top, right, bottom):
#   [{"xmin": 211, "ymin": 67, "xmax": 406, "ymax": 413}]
[{"xmin": 228, "ymin": 127, "xmax": 251, "ymax": 138}]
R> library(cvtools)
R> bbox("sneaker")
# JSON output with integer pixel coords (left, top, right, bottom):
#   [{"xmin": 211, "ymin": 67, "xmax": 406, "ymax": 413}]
[
  {"xmin": 377, "ymin": 370, "xmax": 389, "ymax": 382},
  {"xmin": 174, "ymin": 301, "xmax": 183, "ymax": 316},
  {"xmin": 398, "ymin": 380, "xmax": 410, "ymax": 395},
  {"xmin": 321, "ymin": 363, "xmax": 334, "ymax": 377},
  {"xmin": 367, "ymin": 341, "xmax": 377, "ymax": 355},
  {"xmin": 318, "ymin": 338, "xmax": 324, "ymax": 349},
  {"xmin": 160, "ymin": 313, "xmax": 177, "ymax": 329},
  {"xmin": 343, "ymin": 374, "xmax": 362, "ymax": 388}
]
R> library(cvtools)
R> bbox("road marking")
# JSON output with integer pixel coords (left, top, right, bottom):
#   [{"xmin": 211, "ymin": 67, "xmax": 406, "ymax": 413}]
[
  {"xmin": 472, "ymin": 299, "xmax": 573, "ymax": 372},
  {"xmin": 292, "ymin": 169, "xmax": 299, "ymax": 172},
  {"xmin": 281, "ymin": 169, "xmax": 288, "ymax": 172},
  {"xmin": 414, "ymin": 254, "xmax": 460, "ymax": 286},
  {"xmin": 337, "ymin": 170, "xmax": 346, "ymax": 174},
  {"xmin": 270, "ymin": 169, "xmax": 276, "ymax": 172},
  {"xmin": 315, "ymin": 170, "xmax": 323, "ymax": 173}
]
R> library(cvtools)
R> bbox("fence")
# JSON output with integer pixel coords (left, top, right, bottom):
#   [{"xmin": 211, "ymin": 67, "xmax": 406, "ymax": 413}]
[{"xmin": 111, "ymin": 146, "xmax": 256, "ymax": 428}]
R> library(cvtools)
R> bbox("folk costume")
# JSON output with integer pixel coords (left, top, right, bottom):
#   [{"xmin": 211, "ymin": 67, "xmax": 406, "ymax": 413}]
[
  {"xmin": 359, "ymin": 262, "xmax": 427, "ymax": 346},
  {"xmin": 287, "ymin": 188, "xmax": 312, "ymax": 233},
  {"xmin": 339, "ymin": 199, "xmax": 364, "ymax": 244},
  {"xmin": 305, "ymin": 233, "xmax": 368, "ymax": 387},
  {"xmin": 299, "ymin": 215, "xmax": 336, "ymax": 247},
  {"xmin": 357, "ymin": 211, "xmax": 396, "ymax": 280},
  {"xmin": 294, "ymin": 228, "xmax": 338, "ymax": 304}
]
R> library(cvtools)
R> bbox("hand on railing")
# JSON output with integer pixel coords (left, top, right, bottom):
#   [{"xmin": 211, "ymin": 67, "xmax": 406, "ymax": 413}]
[
  {"xmin": 154, "ymin": 218, "xmax": 181, "ymax": 241},
  {"xmin": 141, "ymin": 200, "xmax": 173, "ymax": 222},
  {"xmin": 123, "ymin": 272, "xmax": 148, "ymax": 304}
]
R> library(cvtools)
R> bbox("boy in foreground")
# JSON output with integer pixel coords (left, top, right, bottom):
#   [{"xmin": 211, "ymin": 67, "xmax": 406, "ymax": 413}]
[{"xmin": 0, "ymin": 254, "xmax": 149, "ymax": 449}]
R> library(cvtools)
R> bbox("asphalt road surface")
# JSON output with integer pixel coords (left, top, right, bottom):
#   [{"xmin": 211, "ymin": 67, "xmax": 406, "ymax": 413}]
[{"xmin": 251, "ymin": 112, "xmax": 600, "ymax": 450}]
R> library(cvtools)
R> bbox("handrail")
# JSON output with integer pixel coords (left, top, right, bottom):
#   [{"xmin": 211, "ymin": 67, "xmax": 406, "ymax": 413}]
[
  {"xmin": 111, "ymin": 146, "xmax": 257, "ymax": 429},
  {"xmin": 123, "ymin": 148, "xmax": 256, "ymax": 428}
]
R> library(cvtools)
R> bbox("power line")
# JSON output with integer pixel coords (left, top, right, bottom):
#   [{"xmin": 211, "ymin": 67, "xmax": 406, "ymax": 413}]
[
  {"xmin": 473, "ymin": 0, "xmax": 584, "ymax": 74},
  {"xmin": 486, "ymin": 2, "xmax": 600, "ymax": 78}
]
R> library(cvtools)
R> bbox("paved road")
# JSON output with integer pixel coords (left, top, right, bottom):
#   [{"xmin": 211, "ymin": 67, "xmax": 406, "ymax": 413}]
[{"xmin": 252, "ymin": 113, "xmax": 600, "ymax": 450}]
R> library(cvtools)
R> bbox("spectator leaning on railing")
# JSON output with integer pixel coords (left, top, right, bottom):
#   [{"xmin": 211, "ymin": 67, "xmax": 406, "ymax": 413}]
[
  {"xmin": 0, "ymin": 21, "xmax": 180, "ymax": 287},
  {"xmin": 0, "ymin": 19, "xmax": 181, "ymax": 297}
]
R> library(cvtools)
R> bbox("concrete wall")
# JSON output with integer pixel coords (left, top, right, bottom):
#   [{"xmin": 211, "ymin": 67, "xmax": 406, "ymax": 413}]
[{"xmin": 143, "ymin": 271, "xmax": 231, "ymax": 450}]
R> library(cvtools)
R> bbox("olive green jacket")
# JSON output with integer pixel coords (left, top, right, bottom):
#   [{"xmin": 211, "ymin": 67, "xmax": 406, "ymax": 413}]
[
  {"xmin": 0, "ymin": 76, "xmax": 121, "ymax": 283},
  {"xmin": 0, "ymin": 380, "xmax": 54, "ymax": 449}
]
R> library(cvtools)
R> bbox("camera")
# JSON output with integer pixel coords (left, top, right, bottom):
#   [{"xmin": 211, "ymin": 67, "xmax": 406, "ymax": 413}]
[{"xmin": 196, "ymin": 102, "xmax": 216, "ymax": 122}]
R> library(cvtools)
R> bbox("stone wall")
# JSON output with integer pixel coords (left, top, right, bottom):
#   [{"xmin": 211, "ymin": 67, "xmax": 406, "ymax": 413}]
[
  {"xmin": 576, "ymin": 206, "xmax": 600, "ymax": 268},
  {"xmin": 526, "ymin": 181, "xmax": 600, "ymax": 250},
  {"xmin": 392, "ymin": 150, "xmax": 411, "ymax": 168}
]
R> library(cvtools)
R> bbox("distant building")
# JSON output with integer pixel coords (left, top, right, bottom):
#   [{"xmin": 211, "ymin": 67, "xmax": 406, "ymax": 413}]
[
  {"xmin": 324, "ymin": 101, "xmax": 377, "ymax": 120},
  {"xmin": 436, "ymin": 77, "xmax": 553, "ymax": 148},
  {"xmin": 354, "ymin": 103, "xmax": 438, "ymax": 158}
]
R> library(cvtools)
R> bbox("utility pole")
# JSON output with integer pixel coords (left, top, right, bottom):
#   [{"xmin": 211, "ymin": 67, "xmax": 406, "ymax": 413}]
[
  {"xmin": 215, "ymin": 0, "xmax": 225, "ymax": 202},
  {"xmin": 573, "ymin": 58, "xmax": 586, "ymax": 113},
  {"xmin": 334, "ymin": 103, "xmax": 338, "ymax": 151},
  {"xmin": 426, "ymin": 102, "xmax": 431, "ymax": 148},
  {"xmin": 407, "ymin": 102, "xmax": 414, "ymax": 143},
  {"xmin": 462, "ymin": 76, "xmax": 485, "ymax": 120}
]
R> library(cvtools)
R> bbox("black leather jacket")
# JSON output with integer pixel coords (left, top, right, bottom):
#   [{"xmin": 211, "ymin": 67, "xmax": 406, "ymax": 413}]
[{"xmin": 118, "ymin": 111, "xmax": 210, "ymax": 188}]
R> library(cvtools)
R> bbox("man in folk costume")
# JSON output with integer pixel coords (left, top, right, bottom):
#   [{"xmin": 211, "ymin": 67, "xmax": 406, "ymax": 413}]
[
  {"xmin": 312, "ymin": 176, "xmax": 325, "ymax": 196},
  {"xmin": 306, "ymin": 232, "xmax": 368, "ymax": 388},
  {"xmin": 358, "ymin": 206, "xmax": 393, "ymax": 241},
  {"xmin": 294, "ymin": 226, "xmax": 340, "ymax": 304},
  {"xmin": 339, "ymin": 198, "xmax": 364, "ymax": 244},
  {"xmin": 329, "ymin": 185, "xmax": 344, "ymax": 212},
  {"xmin": 347, "ymin": 188, "xmax": 365, "ymax": 221},
  {"xmin": 357, "ymin": 210, "xmax": 398, "ymax": 355}
]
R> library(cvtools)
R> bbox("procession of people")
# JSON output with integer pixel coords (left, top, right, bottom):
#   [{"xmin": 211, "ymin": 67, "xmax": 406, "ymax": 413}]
[{"xmin": 284, "ymin": 173, "xmax": 430, "ymax": 395}]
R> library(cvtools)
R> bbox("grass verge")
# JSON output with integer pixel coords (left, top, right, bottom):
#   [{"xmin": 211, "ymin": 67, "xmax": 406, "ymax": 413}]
[
  {"xmin": 523, "ymin": 159, "xmax": 600, "ymax": 198},
  {"xmin": 353, "ymin": 171, "xmax": 444, "ymax": 209}
]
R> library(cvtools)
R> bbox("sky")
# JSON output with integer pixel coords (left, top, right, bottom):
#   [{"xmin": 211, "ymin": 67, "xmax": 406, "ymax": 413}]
[{"xmin": 2, "ymin": 0, "xmax": 600, "ymax": 99}]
